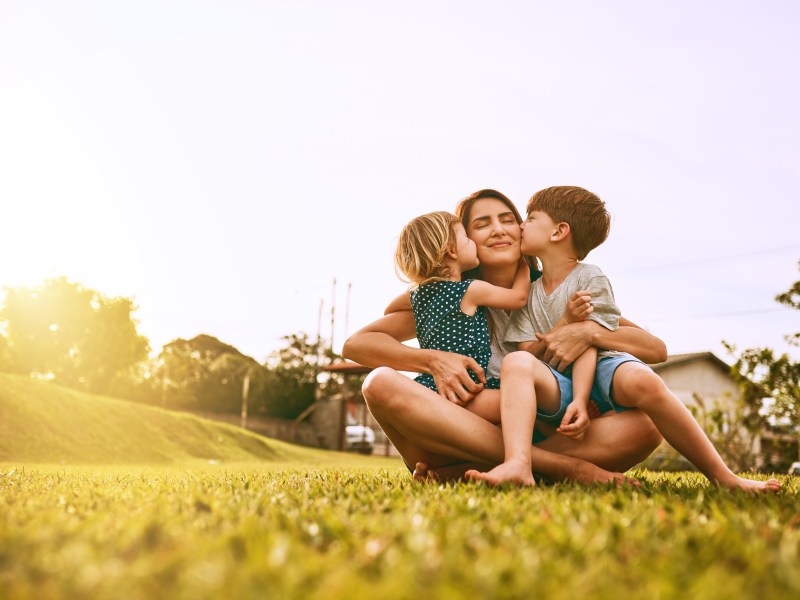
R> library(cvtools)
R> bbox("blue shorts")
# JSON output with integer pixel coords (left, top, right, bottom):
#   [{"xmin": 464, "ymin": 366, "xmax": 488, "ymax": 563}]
[{"xmin": 531, "ymin": 353, "xmax": 644, "ymax": 444}]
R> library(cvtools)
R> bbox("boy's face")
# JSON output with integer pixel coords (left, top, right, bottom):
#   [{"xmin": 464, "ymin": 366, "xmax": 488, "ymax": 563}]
[{"xmin": 520, "ymin": 210, "xmax": 557, "ymax": 255}]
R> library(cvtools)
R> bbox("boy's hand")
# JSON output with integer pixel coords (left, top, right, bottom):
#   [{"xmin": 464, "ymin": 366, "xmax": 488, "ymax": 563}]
[
  {"xmin": 556, "ymin": 403, "xmax": 590, "ymax": 440},
  {"xmin": 565, "ymin": 290, "xmax": 593, "ymax": 323}
]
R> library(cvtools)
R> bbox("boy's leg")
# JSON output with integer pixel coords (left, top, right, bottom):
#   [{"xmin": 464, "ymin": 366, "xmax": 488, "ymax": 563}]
[
  {"xmin": 466, "ymin": 352, "xmax": 562, "ymax": 486},
  {"xmin": 610, "ymin": 361, "xmax": 780, "ymax": 492}
]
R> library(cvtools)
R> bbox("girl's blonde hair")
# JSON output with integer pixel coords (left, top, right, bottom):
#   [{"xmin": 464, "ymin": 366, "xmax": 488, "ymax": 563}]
[{"xmin": 394, "ymin": 211, "xmax": 460, "ymax": 286}]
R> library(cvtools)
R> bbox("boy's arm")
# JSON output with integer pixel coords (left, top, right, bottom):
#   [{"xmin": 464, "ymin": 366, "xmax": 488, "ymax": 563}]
[
  {"xmin": 462, "ymin": 260, "xmax": 530, "ymax": 313},
  {"xmin": 516, "ymin": 290, "xmax": 593, "ymax": 355},
  {"xmin": 556, "ymin": 347, "xmax": 595, "ymax": 439},
  {"xmin": 384, "ymin": 290, "xmax": 412, "ymax": 315}
]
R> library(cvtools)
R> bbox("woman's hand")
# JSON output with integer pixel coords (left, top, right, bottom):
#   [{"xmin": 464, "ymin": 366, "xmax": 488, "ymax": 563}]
[
  {"xmin": 534, "ymin": 321, "xmax": 597, "ymax": 372},
  {"xmin": 428, "ymin": 349, "xmax": 485, "ymax": 406}
]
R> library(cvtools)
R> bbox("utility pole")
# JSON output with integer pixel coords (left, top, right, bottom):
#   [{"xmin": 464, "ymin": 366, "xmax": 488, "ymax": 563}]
[
  {"xmin": 241, "ymin": 369, "xmax": 250, "ymax": 429},
  {"xmin": 344, "ymin": 282, "xmax": 352, "ymax": 342},
  {"xmin": 330, "ymin": 277, "xmax": 337, "ymax": 355}
]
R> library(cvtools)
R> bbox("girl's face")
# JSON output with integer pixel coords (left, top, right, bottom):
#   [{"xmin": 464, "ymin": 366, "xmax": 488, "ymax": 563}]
[{"xmin": 464, "ymin": 198, "xmax": 522, "ymax": 268}]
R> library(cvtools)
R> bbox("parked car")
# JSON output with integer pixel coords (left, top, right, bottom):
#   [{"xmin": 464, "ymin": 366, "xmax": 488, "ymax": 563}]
[
  {"xmin": 345, "ymin": 424, "xmax": 375, "ymax": 454},
  {"xmin": 788, "ymin": 462, "xmax": 800, "ymax": 475}
]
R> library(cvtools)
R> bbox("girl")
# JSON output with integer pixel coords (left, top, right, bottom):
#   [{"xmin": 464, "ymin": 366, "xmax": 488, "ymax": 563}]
[{"xmin": 391, "ymin": 210, "xmax": 564, "ymax": 486}]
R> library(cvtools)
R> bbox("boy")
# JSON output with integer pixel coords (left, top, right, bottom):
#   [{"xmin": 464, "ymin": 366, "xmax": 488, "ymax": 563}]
[{"xmin": 505, "ymin": 186, "xmax": 780, "ymax": 493}]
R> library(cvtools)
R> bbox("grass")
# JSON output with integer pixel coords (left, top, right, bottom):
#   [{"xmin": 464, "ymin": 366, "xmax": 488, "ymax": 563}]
[
  {"xmin": 1, "ymin": 373, "xmax": 799, "ymax": 599},
  {"xmin": 1, "ymin": 465, "xmax": 798, "ymax": 600},
  {"xmin": 0, "ymin": 372, "xmax": 326, "ymax": 464}
]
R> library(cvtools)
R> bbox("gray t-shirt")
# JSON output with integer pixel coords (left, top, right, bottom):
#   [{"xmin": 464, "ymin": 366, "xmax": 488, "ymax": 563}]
[
  {"xmin": 485, "ymin": 308, "xmax": 517, "ymax": 379},
  {"xmin": 505, "ymin": 263, "xmax": 621, "ymax": 356}
]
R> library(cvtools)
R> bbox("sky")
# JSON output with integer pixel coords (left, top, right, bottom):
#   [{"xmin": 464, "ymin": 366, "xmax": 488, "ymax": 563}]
[{"xmin": 1, "ymin": 1, "xmax": 798, "ymax": 365}]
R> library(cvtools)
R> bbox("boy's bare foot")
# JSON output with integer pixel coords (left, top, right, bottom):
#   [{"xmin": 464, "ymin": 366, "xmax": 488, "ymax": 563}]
[
  {"xmin": 717, "ymin": 474, "xmax": 781, "ymax": 493},
  {"xmin": 464, "ymin": 459, "xmax": 536, "ymax": 487}
]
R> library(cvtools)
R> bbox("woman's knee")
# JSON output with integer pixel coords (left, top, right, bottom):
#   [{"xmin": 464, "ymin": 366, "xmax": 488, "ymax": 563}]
[{"xmin": 361, "ymin": 367, "xmax": 401, "ymax": 409}]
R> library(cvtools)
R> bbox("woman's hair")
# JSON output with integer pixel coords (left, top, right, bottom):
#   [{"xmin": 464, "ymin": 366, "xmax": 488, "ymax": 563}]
[
  {"xmin": 394, "ymin": 211, "xmax": 461, "ymax": 286},
  {"xmin": 455, "ymin": 189, "xmax": 539, "ymax": 279}
]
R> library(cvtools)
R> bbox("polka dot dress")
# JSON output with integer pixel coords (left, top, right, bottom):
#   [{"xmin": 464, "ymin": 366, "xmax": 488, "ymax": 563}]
[{"xmin": 411, "ymin": 280, "xmax": 500, "ymax": 393}]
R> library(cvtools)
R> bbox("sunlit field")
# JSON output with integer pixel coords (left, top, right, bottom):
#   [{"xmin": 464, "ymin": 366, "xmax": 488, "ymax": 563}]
[
  {"xmin": 1, "ymin": 373, "xmax": 798, "ymax": 599},
  {"xmin": 2, "ymin": 464, "xmax": 798, "ymax": 600}
]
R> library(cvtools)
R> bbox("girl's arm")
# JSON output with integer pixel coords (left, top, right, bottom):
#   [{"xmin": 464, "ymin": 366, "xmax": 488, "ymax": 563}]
[
  {"xmin": 462, "ymin": 260, "xmax": 530, "ymax": 313},
  {"xmin": 385, "ymin": 290, "xmax": 412, "ymax": 315}
]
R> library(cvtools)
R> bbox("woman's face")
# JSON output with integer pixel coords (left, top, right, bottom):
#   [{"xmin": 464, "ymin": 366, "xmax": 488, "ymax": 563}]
[{"xmin": 464, "ymin": 197, "xmax": 522, "ymax": 268}]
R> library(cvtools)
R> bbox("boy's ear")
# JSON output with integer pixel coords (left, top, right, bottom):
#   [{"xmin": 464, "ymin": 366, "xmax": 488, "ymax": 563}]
[{"xmin": 552, "ymin": 222, "xmax": 570, "ymax": 241}]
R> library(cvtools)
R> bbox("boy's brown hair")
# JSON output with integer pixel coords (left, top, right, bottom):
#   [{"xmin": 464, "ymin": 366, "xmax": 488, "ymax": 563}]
[
  {"xmin": 526, "ymin": 186, "xmax": 610, "ymax": 260},
  {"xmin": 394, "ymin": 211, "xmax": 460, "ymax": 286}
]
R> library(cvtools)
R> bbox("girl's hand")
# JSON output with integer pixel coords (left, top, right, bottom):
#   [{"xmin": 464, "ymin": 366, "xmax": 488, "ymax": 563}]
[
  {"xmin": 565, "ymin": 290, "xmax": 593, "ymax": 323},
  {"xmin": 557, "ymin": 403, "xmax": 590, "ymax": 440}
]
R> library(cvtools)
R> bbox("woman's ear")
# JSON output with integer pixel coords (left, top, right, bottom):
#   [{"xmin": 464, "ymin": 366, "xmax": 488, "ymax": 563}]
[{"xmin": 552, "ymin": 222, "xmax": 570, "ymax": 241}]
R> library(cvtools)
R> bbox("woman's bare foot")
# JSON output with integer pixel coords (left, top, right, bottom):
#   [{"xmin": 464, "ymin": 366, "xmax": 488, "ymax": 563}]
[
  {"xmin": 412, "ymin": 461, "xmax": 490, "ymax": 483},
  {"xmin": 412, "ymin": 462, "xmax": 440, "ymax": 483},
  {"xmin": 717, "ymin": 474, "xmax": 781, "ymax": 493},
  {"xmin": 465, "ymin": 459, "xmax": 536, "ymax": 487},
  {"xmin": 571, "ymin": 462, "xmax": 641, "ymax": 488}
]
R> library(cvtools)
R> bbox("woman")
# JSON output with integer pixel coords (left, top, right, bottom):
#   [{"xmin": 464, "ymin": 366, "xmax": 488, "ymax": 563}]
[{"xmin": 342, "ymin": 189, "xmax": 667, "ymax": 483}]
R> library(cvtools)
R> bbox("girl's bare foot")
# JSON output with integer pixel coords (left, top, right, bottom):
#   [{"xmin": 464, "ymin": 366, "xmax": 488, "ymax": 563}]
[{"xmin": 464, "ymin": 459, "xmax": 536, "ymax": 487}]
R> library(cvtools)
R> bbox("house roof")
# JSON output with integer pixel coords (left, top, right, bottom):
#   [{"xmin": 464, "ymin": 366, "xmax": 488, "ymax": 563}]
[{"xmin": 650, "ymin": 352, "xmax": 732, "ymax": 374}]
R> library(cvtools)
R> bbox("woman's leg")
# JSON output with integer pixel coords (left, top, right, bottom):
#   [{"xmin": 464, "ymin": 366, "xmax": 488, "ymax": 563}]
[
  {"xmin": 536, "ymin": 409, "xmax": 662, "ymax": 472},
  {"xmin": 362, "ymin": 366, "xmax": 634, "ymax": 484}
]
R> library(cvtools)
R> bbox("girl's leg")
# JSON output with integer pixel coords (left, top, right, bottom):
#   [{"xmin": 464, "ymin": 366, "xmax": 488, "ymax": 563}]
[
  {"xmin": 611, "ymin": 362, "xmax": 780, "ymax": 492},
  {"xmin": 362, "ymin": 367, "xmax": 629, "ymax": 484}
]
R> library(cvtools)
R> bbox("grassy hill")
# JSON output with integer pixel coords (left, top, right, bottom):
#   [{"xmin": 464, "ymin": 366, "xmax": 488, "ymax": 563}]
[{"xmin": 0, "ymin": 372, "xmax": 326, "ymax": 465}]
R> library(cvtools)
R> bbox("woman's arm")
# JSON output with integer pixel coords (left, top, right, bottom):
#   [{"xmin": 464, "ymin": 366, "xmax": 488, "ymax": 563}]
[
  {"xmin": 533, "ymin": 317, "xmax": 668, "ymax": 372},
  {"xmin": 342, "ymin": 311, "xmax": 486, "ymax": 405},
  {"xmin": 384, "ymin": 290, "xmax": 412, "ymax": 315}
]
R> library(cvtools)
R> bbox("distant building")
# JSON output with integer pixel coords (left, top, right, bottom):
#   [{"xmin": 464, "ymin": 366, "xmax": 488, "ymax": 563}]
[{"xmin": 650, "ymin": 352, "xmax": 797, "ymax": 471}]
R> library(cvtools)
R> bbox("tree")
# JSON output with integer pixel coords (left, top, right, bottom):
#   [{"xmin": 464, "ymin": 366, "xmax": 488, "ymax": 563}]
[
  {"xmin": 261, "ymin": 332, "xmax": 330, "ymax": 419},
  {"xmin": 725, "ymin": 264, "xmax": 800, "ymax": 469},
  {"xmin": 152, "ymin": 334, "xmax": 266, "ymax": 412},
  {"xmin": 0, "ymin": 277, "xmax": 150, "ymax": 394}
]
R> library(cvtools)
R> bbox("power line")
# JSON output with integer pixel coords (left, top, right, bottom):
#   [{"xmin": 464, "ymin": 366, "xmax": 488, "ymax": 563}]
[
  {"xmin": 645, "ymin": 306, "xmax": 791, "ymax": 323},
  {"xmin": 617, "ymin": 244, "xmax": 800, "ymax": 274}
]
